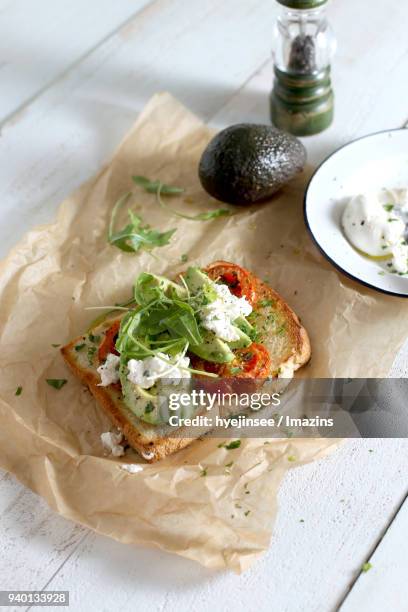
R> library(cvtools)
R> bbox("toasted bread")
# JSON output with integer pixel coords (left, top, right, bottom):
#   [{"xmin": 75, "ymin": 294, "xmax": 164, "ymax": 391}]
[{"xmin": 61, "ymin": 263, "xmax": 310, "ymax": 462}]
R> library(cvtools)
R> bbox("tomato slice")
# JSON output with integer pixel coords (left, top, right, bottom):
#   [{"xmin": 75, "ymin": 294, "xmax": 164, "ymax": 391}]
[
  {"xmin": 98, "ymin": 320, "xmax": 121, "ymax": 362},
  {"xmin": 221, "ymin": 343, "xmax": 271, "ymax": 379},
  {"xmin": 205, "ymin": 261, "xmax": 257, "ymax": 306},
  {"xmin": 190, "ymin": 343, "xmax": 270, "ymax": 379}
]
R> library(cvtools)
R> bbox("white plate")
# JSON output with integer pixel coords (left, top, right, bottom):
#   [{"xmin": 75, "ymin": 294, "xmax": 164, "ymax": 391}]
[{"xmin": 304, "ymin": 128, "xmax": 408, "ymax": 297}]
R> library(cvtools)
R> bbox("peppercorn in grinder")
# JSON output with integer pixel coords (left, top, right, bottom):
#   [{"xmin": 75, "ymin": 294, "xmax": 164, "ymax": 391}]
[{"xmin": 270, "ymin": 0, "xmax": 336, "ymax": 136}]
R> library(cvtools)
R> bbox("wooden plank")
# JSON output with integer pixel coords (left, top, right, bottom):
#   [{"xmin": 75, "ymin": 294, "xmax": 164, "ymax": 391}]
[
  {"xmin": 0, "ymin": 473, "xmax": 87, "ymax": 592},
  {"xmin": 0, "ymin": 0, "xmax": 278, "ymax": 259},
  {"xmin": 0, "ymin": 0, "xmax": 152, "ymax": 124},
  {"xmin": 340, "ymin": 496, "xmax": 408, "ymax": 612},
  {"xmin": 36, "ymin": 440, "xmax": 408, "ymax": 612},
  {"xmin": 0, "ymin": 0, "xmax": 407, "ymax": 608}
]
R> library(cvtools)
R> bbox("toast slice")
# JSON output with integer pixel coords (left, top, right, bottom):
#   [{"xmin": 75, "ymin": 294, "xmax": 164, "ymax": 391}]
[{"xmin": 61, "ymin": 263, "xmax": 311, "ymax": 462}]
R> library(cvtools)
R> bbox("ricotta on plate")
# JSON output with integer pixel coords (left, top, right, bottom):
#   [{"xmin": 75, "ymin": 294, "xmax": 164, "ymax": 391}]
[{"xmin": 342, "ymin": 189, "xmax": 408, "ymax": 275}]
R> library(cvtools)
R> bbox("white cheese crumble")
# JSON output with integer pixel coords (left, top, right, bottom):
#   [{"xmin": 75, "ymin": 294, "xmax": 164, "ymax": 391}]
[
  {"xmin": 200, "ymin": 282, "xmax": 252, "ymax": 342},
  {"xmin": 97, "ymin": 353, "xmax": 120, "ymax": 386},
  {"xmin": 127, "ymin": 352, "xmax": 191, "ymax": 389},
  {"xmin": 101, "ymin": 431, "xmax": 125, "ymax": 457},
  {"xmin": 120, "ymin": 463, "xmax": 143, "ymax": 473}
]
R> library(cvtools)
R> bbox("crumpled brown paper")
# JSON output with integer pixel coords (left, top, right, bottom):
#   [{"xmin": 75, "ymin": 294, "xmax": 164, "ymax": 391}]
[{"xmin": 0, "ymin": 93, "xmax": 406, "ymax": 572}]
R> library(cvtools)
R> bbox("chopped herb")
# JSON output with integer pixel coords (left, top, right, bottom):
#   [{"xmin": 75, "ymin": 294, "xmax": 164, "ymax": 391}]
[
  {"xmin": 108, "ymin": 192, "xmax": 176, "ymax": 254},
  {"xmin": 287, "ymin": 455, "xmax": 296, "ymax": 462},
  {"xmin": 299, "ymin": 519, "xmax": 305, "ymax": 523},
  {"xmin": 235, "ymin": 503, "xmax": 242, "ymax": 509},
  {"xmin": 145, "ymin": 401, "xmax": 155, "ymax": 414},
  {"xmin": 225, "ymin": 440, "xmax": 241, "ymax": 450},
  {"xmin": 15, "ymin": 386, "xmax": 23, "ymax": 396},
  {"xmin": 383, "ymin": 204, "xmax": 394, "ymax": 212},
  {"xmin": 387, "ymin": 218, "xmax": 398, "ymax": 222},
  {"xmin": 361, "ymin": 562, "xmax": 372, "ymax": 573},
  {"xmin": 277, "ymin": 325, "xmax": 286, "ymax": 335},
  {"xmin": 381, "ymin": 245, "xmax": 388, "ymax": 250},
  {"xmin": 378, "ymin": 271, "xmax": 385, "ymax": 276},
  {"xmin": 368, "ymin": 449, "xmax": 374, "ymax": 453},
  {"xmin": 89, "ymin": 334, "xmax": 101, "ymax": 344},
  {"xmin": 87, "ymin": 346, "xmax": 97, "ymax": 364},
  {"xmin": 51, "ymin": 343, "xmax": 61, "ymax": 348},
  {"xmin": 74, "ymin": 343, "xmax": 86, "ymax": 352},
  {"xmin": 200, "ymin": 468, "xmax": 207, "ymax": 477},
  {"xmin": 225, "ymin": 461, "xmax": 234, "ymax": 468},
  {"xmin": 244, "ymin": 510, "xmax": 250, "ymax": 517},
  {"xmin": 180, "ymin": 253, "xmax": 188, "ymax": 263},
  {"xmin": 230, "ymin": 367, "xmax": 242, "ymax": 375},
  {"xmin": 218, "ymin": 442, "xmax": 225, "ymax": 448},
  {"xmin": 46, "ymin": 379, "xmax": 67, "ymax": 390},
  {"xmin": 245, "ymin": 490, "xmax": 250, "ymax": 494},
  {"xmin": 259, "ymin": 299, "xmax": 275, "ymax": 307}
]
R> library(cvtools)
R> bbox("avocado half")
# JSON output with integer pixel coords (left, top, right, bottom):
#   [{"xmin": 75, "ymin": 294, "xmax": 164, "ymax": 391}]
[{"xmin": 198, "ymin": 124, "xmax": 306, "ymax": 206}]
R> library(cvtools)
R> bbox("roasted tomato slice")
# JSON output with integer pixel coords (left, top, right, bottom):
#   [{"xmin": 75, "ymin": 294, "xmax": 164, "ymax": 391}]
[
  {"xmin": 221, "ymin": 343, "xmax": 271, "ymax": 379},
  {"xmin": 98, "ymin": 320, "xmax": 121, "ymax": 362},
  {"xmin": 205, "ymin": 261, "xmax": 257, "ymax": 305},
  {"xmin": 189, "ymin": 355, "xmax": 232, "ymax": 394}
]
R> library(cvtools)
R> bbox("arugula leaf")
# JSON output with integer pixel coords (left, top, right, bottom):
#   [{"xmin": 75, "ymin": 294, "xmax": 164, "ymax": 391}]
[
  {"xmin": 191, "ymin": 209, "xmax": 231, "ymax": 221},
  {"xmin": 108, "ymin": 192, "xmax": 176, "ymax": 254},
  {"xmin": 161, "ymin": 301, "xmax": 203, "ymax": 345},
  {"xmin": 46, "ymin": 379, "xmax": 67, "ymax": 390},
  {"xmin": 132, "ymin": 175, "xmax": 184, "ymax": 195},
  {"xmin": 132, "ymin": 175, "xmax": 231, "ymax": 222}
]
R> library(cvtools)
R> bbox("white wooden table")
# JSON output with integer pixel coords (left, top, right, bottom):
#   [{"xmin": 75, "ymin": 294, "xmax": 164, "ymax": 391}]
[{"xmin": 0, "ymin": 1, "xmax": 407, "ymax": 610}]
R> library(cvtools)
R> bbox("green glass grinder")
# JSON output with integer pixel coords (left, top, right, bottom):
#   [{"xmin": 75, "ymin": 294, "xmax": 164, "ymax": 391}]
[{"xmin": 270, "ymin": 0, "xmax": 336, "ymax": 136}]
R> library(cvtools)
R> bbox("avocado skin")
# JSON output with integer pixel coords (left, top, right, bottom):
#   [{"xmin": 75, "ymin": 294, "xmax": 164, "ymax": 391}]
[{"xmin": 198, "ymin": 124, "xmax": 306, "ymax": 205}]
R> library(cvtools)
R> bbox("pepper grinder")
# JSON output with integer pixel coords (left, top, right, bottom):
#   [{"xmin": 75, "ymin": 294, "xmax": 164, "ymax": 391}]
[{"xmin": 270, "ymin": 0, "xmax": 336, "ymax": 136}]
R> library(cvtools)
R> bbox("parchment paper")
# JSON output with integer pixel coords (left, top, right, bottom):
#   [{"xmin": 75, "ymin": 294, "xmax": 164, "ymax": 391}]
[{"xmin": 0, "ymin": 93, "xmax": 406, "ymax": 572}]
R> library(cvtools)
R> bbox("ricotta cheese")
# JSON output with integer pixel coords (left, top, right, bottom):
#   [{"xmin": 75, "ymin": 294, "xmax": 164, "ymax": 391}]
[
  {"xmin": 342, "ymin": 192, "xmax": 405, "ymax": 257},
  {"xmin": 97, "ymin": 353, "xmax": 120, "ymax": 386},
  {"xmin": 120, "ymin": 463, "xmax": 143, "ymax": 473},
  {"xmin": 391, "ymin": 241, "xmax": 408, "ymax": 274},
  {"xmin": 127, "ymin": 352, "xmax": 191, "ymax": 389},
  {"xmin": 101, "ymin": 431, "xmax": 125, "ymax": 457},
  {"xmin": 200, "ymin": 282, "xmax": 252, "ymax": 342}
]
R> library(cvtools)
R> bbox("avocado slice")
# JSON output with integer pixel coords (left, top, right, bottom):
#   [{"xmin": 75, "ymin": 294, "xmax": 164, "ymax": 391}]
[
  {"xmin": 134, "ymin": 272, "xmax": 187, "ymax": 305},
  {"xmin": 234, "ymin": 315, "xmax": 254, "ymax": 336},
  {"xmin": 189, "ymin": 331, "xmax": 234, "ymax": 364},
  {"xmin": 228, "ymin": 326, "xmax": 252, "ymax": 350},
  {"xmin": 119, "ymin": 361, "xmax": 195, "ymax": 425},
  {"xmin": 183, "ymin": 266, "xmax": 213, "ymax": 296},
  {"xmin": 183, "ymin": 266, "xmax": 252, "ymax": 359}
]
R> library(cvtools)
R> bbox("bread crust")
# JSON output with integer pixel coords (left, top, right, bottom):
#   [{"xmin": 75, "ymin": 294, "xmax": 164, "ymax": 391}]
[{"xmin": 61, "ymin": 262, "xmax": 311, "ymax": 462}]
